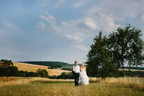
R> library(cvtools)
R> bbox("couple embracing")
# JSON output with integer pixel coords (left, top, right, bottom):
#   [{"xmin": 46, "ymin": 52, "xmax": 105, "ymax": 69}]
[{"xmin": 72, "ymin": 61, "xmax": 89, "ymax": 86}]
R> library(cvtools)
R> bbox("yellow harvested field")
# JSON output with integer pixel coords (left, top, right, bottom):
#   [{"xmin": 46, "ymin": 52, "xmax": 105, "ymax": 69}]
[
  {"xmin": 119, "ymin": 69, "xmax": 144, "ymax": 72},
  {"xmin": 13, "ymin": 62, "xmax": 70, "ymax": 76},
  {"xmin": 13, "ymin": 62, "xmax": 47, "ymax": 72}
]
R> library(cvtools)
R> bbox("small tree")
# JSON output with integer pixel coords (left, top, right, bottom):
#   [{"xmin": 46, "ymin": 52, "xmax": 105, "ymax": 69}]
[
  {"xmin": 7, "ymin": 66, "xmax": 19, "ymax": 76},
  {"xmin": 0, "ymin": 59, "xmax": 13, "ymax": 68},
  {"xmin": 36, "ymin": 68, "xmax": 48, "ymax": 77},
  {"xmin": 0, "ymin": 59, "xmax": 19, "ymax": 76}
]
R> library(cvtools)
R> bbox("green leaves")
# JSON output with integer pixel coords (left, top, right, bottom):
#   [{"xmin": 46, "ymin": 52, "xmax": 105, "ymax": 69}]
[
  {"xmin": 87, "ymin": 32, "xmax": 114, "ymax": 78},
  {"xmin": 36, "ymin": 68, "xmax": 48, "ymax": 77},
  {"xmin": 0, "ymin": 59, "xmax": 19, "ymax": 76},
  {"xmin": 87, "ymin": 24, "xmax": 144, "ymax": 79},
  {"xmin": 109, "ymin": 24, "xmax": 144, "ymax": 67},
  {"xmin": 0, "ymin": 59, "xmax": 13, "ymax": 68}
]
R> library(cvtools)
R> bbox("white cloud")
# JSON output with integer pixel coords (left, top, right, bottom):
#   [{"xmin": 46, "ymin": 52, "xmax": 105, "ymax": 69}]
[
  {"xmin": 36, "ymin": 11, "xmax": 89, "ymax": 50},
  {"xmin": 86, "ymin": 0, "xmax": 144, "ymax": 19},
  {"xmin": 97, "ymin": 13, "xmax": 121, "ymax": 33},
  {"xmin": 84, "ymin": 18, "xmax": 99, "ymax": 30},
  {"xmin": 39, "ymin": 11, "xmax": 60, "ymax": 33},
  {"xmin": 76, "ymin": 44, "xmax": 88, "ymax": 51},
  {"xmin": 36, "ymin": 10, "xmax": 119, "ymax": 51},
  {"xmin": 64, "ymin": 34, "xmax": 83, "ymax": 42},
  {"xmin": 35, "ymin": 22, "xmax": 46, "ymax": 30},
  {"xmin": 40, "ymin": 11, "xmax": 56, "ymax": 25},
  {"xmin": 82, "ymin": 0, "xmax": 144, "ymax": 33},
  {"xmin": 36, "ymin": 0, "xmax": 144, "ymax": 51}
]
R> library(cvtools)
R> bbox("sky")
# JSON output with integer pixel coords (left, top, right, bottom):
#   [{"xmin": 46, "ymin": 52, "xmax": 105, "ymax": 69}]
[{"xmin": 0, "ymin": 0, "xmax": 144, "ymax": 64}]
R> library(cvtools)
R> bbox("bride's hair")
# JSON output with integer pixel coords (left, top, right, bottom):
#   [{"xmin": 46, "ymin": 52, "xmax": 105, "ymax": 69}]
[{"xmin": 82, "ymin": 63, "xmax": 85, "ymax": 67}]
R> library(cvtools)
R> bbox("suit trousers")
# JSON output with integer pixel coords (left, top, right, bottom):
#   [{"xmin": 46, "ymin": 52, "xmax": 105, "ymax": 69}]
[{"xmin": 74, "ymin": 72, "xmax": 79, "ymax": 86}]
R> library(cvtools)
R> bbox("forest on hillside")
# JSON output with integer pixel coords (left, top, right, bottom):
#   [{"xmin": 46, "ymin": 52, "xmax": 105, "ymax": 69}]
[{"xmin": 21, "ymin": 61, "xmax": 69, "ymax": 68}]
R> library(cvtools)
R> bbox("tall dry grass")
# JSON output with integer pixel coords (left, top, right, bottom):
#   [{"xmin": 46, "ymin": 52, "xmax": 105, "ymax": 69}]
[
  {"xmin": 97, "ymin": 77, "xmax": 144, "ymax": 90},
  {"xmin": 0, "ymin": 78, "xmax": 144, "ymax": 96},
  {"xmin": 1, "ymin": 77, "xmax": 143, "ymax": 90},
  {"xmin": 0, "ymin": 77, "xmax": 73, "ymax": 87}
]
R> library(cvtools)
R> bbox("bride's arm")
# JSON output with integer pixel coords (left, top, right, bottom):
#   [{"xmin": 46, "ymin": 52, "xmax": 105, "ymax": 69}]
[{"xmin": 79, "ymin": 67, "xmax": 81, "ymax": 75}]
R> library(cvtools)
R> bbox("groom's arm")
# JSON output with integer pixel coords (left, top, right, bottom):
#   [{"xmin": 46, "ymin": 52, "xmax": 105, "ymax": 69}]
[{"xmin": 72, "ymin": 66, "xmax": 75, "ymax": 75}]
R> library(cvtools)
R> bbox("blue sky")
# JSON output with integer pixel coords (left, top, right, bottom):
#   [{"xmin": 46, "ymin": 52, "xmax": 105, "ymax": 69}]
[{"xmin": 0, "ymin": 0, "xmax": 144, "ymax": 64}]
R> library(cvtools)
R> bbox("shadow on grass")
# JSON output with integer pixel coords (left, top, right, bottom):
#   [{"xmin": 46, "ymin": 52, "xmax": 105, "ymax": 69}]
[
  {"xmin": 89, "ymin": 80, "xmax": 101, "ymax": 83},
  {"xmin": 32, "ymin": 80, "xmax": 100, "ymax": 84},
  {"xmin": 32, "ymin": 80, "xmax": 74, "ymax": 84}
]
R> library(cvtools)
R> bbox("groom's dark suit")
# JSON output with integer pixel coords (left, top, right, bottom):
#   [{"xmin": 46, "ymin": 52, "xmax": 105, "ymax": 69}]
[{"xmin": 72, "ymin": 65, "xmax": 80, "ymax": 86}]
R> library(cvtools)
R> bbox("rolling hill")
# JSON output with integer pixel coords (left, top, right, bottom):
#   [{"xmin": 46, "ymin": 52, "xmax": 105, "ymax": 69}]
[{"xmin": 13, "ymin": 62, "xmax": 70, "ymax": 76}]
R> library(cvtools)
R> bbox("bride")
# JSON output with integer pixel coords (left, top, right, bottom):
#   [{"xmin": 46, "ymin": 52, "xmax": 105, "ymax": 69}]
[{"xmin": 78, "ymin": 63, "xmax": 89, "ymax": 85}]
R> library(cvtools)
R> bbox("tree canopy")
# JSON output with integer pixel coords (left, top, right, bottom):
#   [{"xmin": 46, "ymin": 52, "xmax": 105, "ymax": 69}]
[
  {"xmin": 87, "ymin": 24, "xmax": 144, "ymax": 79},
  {"xmin": 0, "ymin": 59, "xmax": 19, "ymax": 76},
  {"xmin": 108, "ymin": 24, "xmax": 144, "ymax": 68}
]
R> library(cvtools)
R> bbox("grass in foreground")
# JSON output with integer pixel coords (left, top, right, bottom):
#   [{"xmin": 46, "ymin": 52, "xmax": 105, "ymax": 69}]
[{"xmin": 0, "ymin": 80, "xmax": 144, "ymax": 96}]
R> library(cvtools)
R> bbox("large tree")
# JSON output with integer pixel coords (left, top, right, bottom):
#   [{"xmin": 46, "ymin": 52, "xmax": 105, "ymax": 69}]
[
  {"xmin": 108, "ymin": 24, "xmax": 144, "ymax": 69},
  {"xmin": 87, "ymin": 24, "xmax": 144, "ymax": 78}
]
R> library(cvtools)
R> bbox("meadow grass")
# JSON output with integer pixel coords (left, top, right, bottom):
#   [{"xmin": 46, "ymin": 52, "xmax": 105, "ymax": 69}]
[
  {"xmin": 0, "ymin": 77, "xmax": 144, "ymax": 96},
  {"xmin": 98, "ymin": 77, "xmax": 144, "ymax": 90},
  {"xmin": 0, "ymin": 77, "xmax": 73, "ymax": 86}
]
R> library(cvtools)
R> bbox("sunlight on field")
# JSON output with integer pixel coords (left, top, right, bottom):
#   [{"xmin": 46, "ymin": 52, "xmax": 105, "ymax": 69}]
[
  {"xmin": 13, "ymin": 62, "xmax": 48, "ymax": 72},
  {"xmin": 13, "ymin": 62, "xmax": 70, "ymax": 76},
  {"xmin": 0, "ymin": 77, "xmax": 144, "ymax": 96},
  {"xmin": 0, "ymin": 77, "xmax": 72, "ymax": 87},
  {"xmin": 119, "ymin": 69, "xmax": 144, "ymax": 72},
  {"xmin": 98, "ymin": 77, "xmax": 144, "ymax": 90},
  {"xmin": 0, "ymin": 78, "xmax": 144, "ymax": 96}
]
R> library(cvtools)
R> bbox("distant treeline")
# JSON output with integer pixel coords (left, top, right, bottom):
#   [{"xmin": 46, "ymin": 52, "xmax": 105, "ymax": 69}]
[
  {"xmin": 21, "ymin": 61, "xmax": 69, "ymax": 68},
  {"xmin": 92, "ymin": 70, "xmax": 144, "ymax": 77},
  {"xmin": 21, "ymin": 61, "xmax": 144, "ymax": 71},
  {"xmin": 49, "ymin": 72, "xmax": 73, "ymax": 79},
  {"xmin": 119, "ymin": 71, "xmax": 144, "ymax": 77},
  {"xmin": 48, "ymin": 70, "xmax": 144, "ymax": 79},
  {"xmin": 21, "ymin": 61, "xmax": 82, "ymax": 70},
  {"xmin": 1, "ymin": 59, "xmax": 144, "ymax": 79},
  {"xmin": 121, "ymin": 67, "xmax": 144, "ymax": 70}
]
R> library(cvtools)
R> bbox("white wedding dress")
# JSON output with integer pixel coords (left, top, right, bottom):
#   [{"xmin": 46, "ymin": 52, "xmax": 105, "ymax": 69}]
[{"xmin": 78, "ymin": 68, "xmax": 89, "ymax": 85}]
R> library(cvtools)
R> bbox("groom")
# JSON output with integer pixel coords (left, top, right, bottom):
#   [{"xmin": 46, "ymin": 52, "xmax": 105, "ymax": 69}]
[{"xmin": 72, "ymin": 61, "xmax": 80, "ymax": 86}]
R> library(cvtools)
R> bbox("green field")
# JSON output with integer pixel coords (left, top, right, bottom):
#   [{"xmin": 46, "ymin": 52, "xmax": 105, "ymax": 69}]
[{"xmin": 0, "ymin": 80, "xmax": 144, "ymax": 96}]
